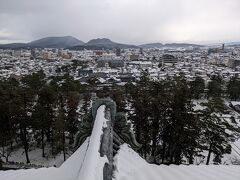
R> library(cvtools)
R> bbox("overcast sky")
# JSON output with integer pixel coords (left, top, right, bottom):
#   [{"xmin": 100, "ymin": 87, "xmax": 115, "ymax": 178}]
[{"xmin": 0, "ymin": 0, "xmax": 239, "ymax": 44}]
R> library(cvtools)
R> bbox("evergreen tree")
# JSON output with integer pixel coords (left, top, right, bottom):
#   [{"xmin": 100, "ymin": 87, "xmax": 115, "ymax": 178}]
[
  {"xmin": 227, "ymin": 76, "xmax": 240, "ymax": 101},
  {"xmin": 165, "ymin": 75, "xmax": 200, "ymax": 164},
  {"xmin": 54, "ymin": 94, "xmax": 67, "ymax": 161},
  {"xmin": 190, "ymin": 76, "xmax": 205, "ymax": 99},
  {"xmin": 207, "ymin": 75, "xmax": 223, "ymax": 98},
  {"xmin": 200, "ymin": 97, "xmax": 239, "ymax": 165},
  {"xmin": 130, "ymin": 70, "xmax": 152, "ymax": 158},
  {"xmin": 32, "ymin": 85, "xmax": 56, "ymax": 157},
  {"xmin": 66, "ymin": 91, "xmax": 80, "ymax": 144}
]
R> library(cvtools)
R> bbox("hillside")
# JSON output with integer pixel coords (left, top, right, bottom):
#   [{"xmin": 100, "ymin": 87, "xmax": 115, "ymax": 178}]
[
  {"xmin": 29, "ymin": 36, "xmax": 84, "ymax": 48},
  {"xmin": 69, "ymin": 38, "xmax": 138, "ymax": 50},
  {"xmin": 0, "ymin": 36, "xmax": 84, "ymax": 49},
  {"xmin": 140, "ymin": 42, "xmax": 203, "ymax": 48}
]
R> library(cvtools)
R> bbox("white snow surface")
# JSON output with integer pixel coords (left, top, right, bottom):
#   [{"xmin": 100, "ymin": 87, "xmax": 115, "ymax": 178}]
[
  {"xmin": 113, "ymin": 144, "xmax": 240, "ymax": 180},
  {"xmin": 3, "ymin": 144, "xmax": 69, "ymax": 167},
  {"xmin": 0, "ymin": 105, "xmax": 108, "ymax": 180}
]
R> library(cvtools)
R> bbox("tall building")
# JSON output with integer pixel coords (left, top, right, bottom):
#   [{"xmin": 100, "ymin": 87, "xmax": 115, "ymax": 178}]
[
  {"xmin": 222, "ymin": 44, "xmax": 225, "ymax": 50},
  {"xmin": 31, "ymin": 49, "xmax": 36, "ymax": 59}
]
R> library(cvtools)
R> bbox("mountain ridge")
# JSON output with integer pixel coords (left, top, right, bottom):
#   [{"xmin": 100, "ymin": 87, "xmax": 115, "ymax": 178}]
[
  {"xmin": 69, "ymin": 38, "xmax": 138, "ymax": 50},
  {"xmin": 0, "ymin": 36, "xmax": 84, "ymax": 49},
  {"xmin": 2, "ymin": 36, "xmax": 239, "ymax": 49},
  {"xmin": 140, "ymin": 42, "xmax": 204, "ymax": 48}
]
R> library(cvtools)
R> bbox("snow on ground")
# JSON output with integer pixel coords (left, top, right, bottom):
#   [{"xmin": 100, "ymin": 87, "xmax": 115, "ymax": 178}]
[
  {"xmin": 222, "ymin": 139, "xmax": 240, "ymax": 165},
  {"xmin": 113, "ymin": 144, "xmax": 240, "ymax": 180},
  {"xmin": 192, "ymin": 99, "xmax": 207, "ymax": 111},
  {"xmin": 4, "ymin": 144, "xmax": 69, "ymax": 167},
  {"xmin": 230, "ymin": 101, "xmax": 240, "ymax": 107},
  {"xmin": 0, "ymin": 105, "xmax": 108, "ymax": 180}
]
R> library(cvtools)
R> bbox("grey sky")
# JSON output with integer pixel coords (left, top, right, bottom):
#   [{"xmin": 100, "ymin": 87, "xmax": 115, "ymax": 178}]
[{"xmin": 0, "ymin": 0, "xmax": 239, "ymax": 44}]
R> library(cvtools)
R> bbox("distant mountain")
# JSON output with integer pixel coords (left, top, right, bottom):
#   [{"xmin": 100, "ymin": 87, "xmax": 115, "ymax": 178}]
[
  {"xmin": 29, "ymin": 36, "xmax": 84, "ymax": 48},
  {"xmin": 69, "ymin": 38, "xmax": 138, "ymax": 50},
  {"xmin": 139, "ymin": 42, "xmax": 203, "ymax": 48},
  {"xmin": 0, "ymin": 43, "xmax": 28, "ymax": 49},
  {"xmin": 225, "ymin": 42, "xmax": 240, "ymax": 47},
  {"xmin": 0, "ymin": 36, "xmax": 84, "ymax": 49},
  {"xmin": 139, "ymin": 43, "xmax": 163, "ymax": 48},
  {"xmin": 164, "ymin": 43, "xmax": 203, "ymax": 48},
  {"xmin": 85, "ymin": 38, "xmax": 115, "ymax": 46},
  {"xmin": 0, "ymin": 37, "xmax": 208, "ymax": 50}
]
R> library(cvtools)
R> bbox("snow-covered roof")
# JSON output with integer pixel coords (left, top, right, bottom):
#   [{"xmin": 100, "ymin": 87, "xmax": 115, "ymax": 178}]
[{"xmin": 114, "ymin": 144, "xmax": 240, "ymax": 180}]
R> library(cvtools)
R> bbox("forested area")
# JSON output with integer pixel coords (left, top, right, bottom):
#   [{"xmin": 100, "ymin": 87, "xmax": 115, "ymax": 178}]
[
  {"xmin": 0, "ymin": 71, "xmax": 91, "ymax": 163},
  {"xmin": 104, "ymin": 72, "xmax": 240, "ymax": 165},
  {"xmin": 0, "ymin": 70, "xmax": 240, "ymax": 165}
]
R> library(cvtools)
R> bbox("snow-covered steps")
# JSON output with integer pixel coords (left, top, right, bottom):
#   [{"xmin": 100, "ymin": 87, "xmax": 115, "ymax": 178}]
[{"xmin": 113, "ymin": 144, "xmax": 240, "ymax": 180}]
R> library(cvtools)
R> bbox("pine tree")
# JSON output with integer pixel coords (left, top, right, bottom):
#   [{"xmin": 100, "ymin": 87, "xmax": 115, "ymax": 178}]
[
  {"xmin": 55, "ymin": 94, "xmax": 67, "ymax": 161},
  {"xmin": 200, "ymin": 97, "xmax": 239, "ymax": 165},
  {"xmin": 66, "ymin": 91, "xmax": 80, "ymax": 144},
  {"xmin": 207, "ymin": 75, "xmax": 223, "ymax": 98},
  {"xmin": 32, "ymin": 85, "xmax": 56, "ymax": 157},
  {"xmin": 165, "ymin": 75, "xmax": 200, "ymax": 164},
  {"xmin": 227, "ymin": 76, "xmax": 240, "ymax": 101},
  {"xmin": 190, "ymin": 76, "xmax": 205, "ymax": 99},
  {"xmin": 129, "ymin": 70, "xmax": 152, "ymax": 158}
]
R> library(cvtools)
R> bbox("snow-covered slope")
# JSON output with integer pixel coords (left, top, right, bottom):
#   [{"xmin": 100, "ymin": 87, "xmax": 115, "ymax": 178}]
[{"xmin": 114, "ymin": 144, "xmax": 240, "ymax": 180}]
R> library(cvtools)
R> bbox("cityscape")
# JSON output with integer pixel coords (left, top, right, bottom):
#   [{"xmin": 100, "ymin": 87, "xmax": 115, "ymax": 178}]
[{"xmin": 1, "ymin": 37, "xmax": 240, "ymax": 83}]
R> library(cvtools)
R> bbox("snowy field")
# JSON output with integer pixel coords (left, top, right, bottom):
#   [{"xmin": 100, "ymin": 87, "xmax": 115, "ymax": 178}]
[{"xmin": 2, "ymin": 145, "xmax": 69, "ymax": 167}]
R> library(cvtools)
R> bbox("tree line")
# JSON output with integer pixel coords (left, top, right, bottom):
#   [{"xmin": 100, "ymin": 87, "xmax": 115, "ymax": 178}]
[
  {"xmin": 0, "ymin": 71, "xmax": 91, "ymax": 163},
  {"xmin": 102, "ymin": 72, "xmax": 240, "ymax": 165},
  {"xmin": 0, "ymin": 69, "xmax": 240, "ymax": 165}
]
